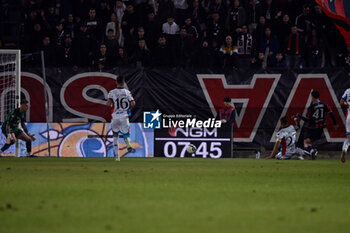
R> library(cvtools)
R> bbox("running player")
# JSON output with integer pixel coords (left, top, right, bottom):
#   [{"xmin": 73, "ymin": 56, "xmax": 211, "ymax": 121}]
[
  {"xmin": 340, "ymin": 88, "xmax": 350, "ymax": 162},
  {"xmin": 106, "ymin": 76, "xmax": 135, "ymax": 161},
  {"xmin": 0, "ymin": 99, "xmax": 36, "ymax": 157},
  {"xmin": 297, "ymin": 90, "xmax": 338, "ymax": 159},
  {"xmin": 265, "ymin": 116, "xmax": 310, "ymax": 160}
]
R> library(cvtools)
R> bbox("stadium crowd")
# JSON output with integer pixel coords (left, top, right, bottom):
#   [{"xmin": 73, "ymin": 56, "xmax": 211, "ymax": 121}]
[{"xmin": 8, "ymin": 0, "xmax": 350, "ymax": 68}]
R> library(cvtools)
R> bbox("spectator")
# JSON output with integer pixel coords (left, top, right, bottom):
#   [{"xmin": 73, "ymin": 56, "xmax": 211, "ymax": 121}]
[
  {"xmin": 246, "ymin": 0, "xmax": 262, "ymax": 32},
  {"xmin": 162, "ymin": 16, "xmax": 180, "ymax": 35},
  {"xmin": 173, "ymin": 0, "xmax": 189, "ymax": 25},
  {"xmin": 209, "ymin": 0, "xmax": 226, "ymax": 19},
  {"xmin": 76, "ymin": 23, "xmax": 97, "ymax": 66},
  {"xmin": 157, "ymin": 0, "xmax": 175, "ymax": 23},
  {"xmin": 153, "ymin": 35, "xmax": 171, "ymax": 66},
  {"xmin": 226, "ymin": 0, "xmax": 246, "ymax": 34},
  {"xmin": 64, "ymin": 13, "xmax": 77, "ymax": 39},
  {"xmin": 312, "ymin": 5, "xmax": 330, "ymax": 36},
  {"xmin": 121, "ymin": 2, "xmax": 138, "ymax": 37},
  {"xmin": 254, "ymin": 16, "xmax": 267, "ymax": 47},
  {"xmin": 93, "ymin": 43, "xmax": 110, "ymax": 70},
  {"xmin": 114, "ymin": 0, "xmax": 126, "ymax": 26},
  {"xmin": 295, "ymin": 4, "xmax": 312, "ymax": 35},
  {"xmin": 219, "ymin": 35, "xmax": 238, "ymax": 68},
  {"xmin": 144, "ymin": 11, "xmax": 162, "ymax": 50},
  {"xmin": 29, "ymin": 23, "xmax": 45, "ymax": 52},
  {"xmin": 162, "ymin": 17, "xmax": 180, "ymax": 64},
  {"xmin": 236, "ymin": 25, "xmax": 255, "ymax": 69},
  {"xmin": 39, "ymin": 36, "xmax": 56, "ymax": 67},
  {"xmin": 206, "ymin": 12, "xmax": 224, "ymax": 44},
  {"xmin": 202, "ymin": 0, "xmax": 211, "ymax": 15},
  {"xmin": 105, "ymin": 12, "xmax": 123, "ymax": 46},
  {"xmin": 131, "ymin": 39, "xmax": 151, "ymax": 67},
  {"xmin": 126, "ymin": 26, "xmax": 148, "ymax": 56},
  {"xmin": 41, "ymin": 7, "xmax": 57, "ymax": 35},
  {"xmin": 188, "ymin": 0, "xmax": 206, "ymax": 30},
  {"xmin": 274, "ymin": 14, "xmax": 292, "ymax": 44},
  {"xmin": 194, "ymin": 40, "xmax": 221, "ymax": 68},
  {"xmin": 284, "ymin": 25, "xmax": 304, "ymax": 68},
  {"xmin": 71, "ymin": 0, "xmax": 91, "ymax": 20},
  {"xmin": 116, "ymin": 47, "xmax": 129, "ymax": 66},
  {"xmin": 52, "ymin": 22, "xmax": 65, "ymax": 48},
  {"xmin": 179, "ymin": 27, "xmax": 195, "ymax": 67},
  {"xmin": 275, "ymin": 52, "xmax": 286, "ymax": 68},
  {"xmin": 12, "ymin": 0, "xmax": 348, "ymax": 69},
  {"xmin": 96, "ymin": 0, "xmax": 111, "ymax": 27},
  {"xmin": 104, "ymin": 29, "xmax": 120, "ymax": 61},
  {"xmin": 58, "ymin": 35, "xmax": 79, "ymax": 67},
  {"xmin": 305, "ymin": 28, "xmax": 324, "ymax": 68},
  {"xmin": 261, "ymin": 0, "xmax": 277, "ymax": 24},
  {"xmin": 136, "ymin": 0, "xmax": 153, "ymax": 26},
  {"xmin": 183, "ymin": 17, "xmax": 199, "ymax": 43},
  {"xmin": 259, "ymin": 27, "xmax": 279, "ymax": 67},
  {"xmin": 86, "ymin": 8, "xmax": 103, "ymax": 42},
  {"xmin": 345, "ymin": 47, "xmax": 350, "ymax": 67}
]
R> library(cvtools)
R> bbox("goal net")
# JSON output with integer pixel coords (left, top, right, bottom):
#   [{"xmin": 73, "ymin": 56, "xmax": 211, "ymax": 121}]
[{"xmin": 0, "ymin": 50, "xmax": 21, "ymax": 156}]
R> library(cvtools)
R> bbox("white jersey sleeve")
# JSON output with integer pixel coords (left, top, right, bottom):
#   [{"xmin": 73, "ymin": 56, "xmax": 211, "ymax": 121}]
[
  {"xmin": 342, "ymin": 88, "xmax": 350, "ymax": 105},
  {"xmin": 108, "ymin": 91, "xmax": 113, "ymax": 100},
  {"xmin": 276, "ymin": 130, "xmax": 285, "ymax": 142},
  {"xmin": 126, "ymin": 90, "xmax": 134, "ymax": 102}
]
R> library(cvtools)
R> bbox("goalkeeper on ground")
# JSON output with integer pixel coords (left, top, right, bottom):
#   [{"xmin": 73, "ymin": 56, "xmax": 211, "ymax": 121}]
[{"xmin": 0, "ymin": 99, "xmax": 36, "ymax": 157}]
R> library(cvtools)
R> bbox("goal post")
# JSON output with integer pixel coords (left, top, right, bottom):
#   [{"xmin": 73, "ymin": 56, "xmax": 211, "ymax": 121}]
[{"xmin": 0, "ymin": 49, "xmax": 21, "ymax": 156}]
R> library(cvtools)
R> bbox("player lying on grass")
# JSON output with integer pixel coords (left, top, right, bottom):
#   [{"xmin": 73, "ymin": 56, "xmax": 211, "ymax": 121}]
[
  {"xmin": 106, "ymin": 75, "xmax": 135, "ymax": 161},
  {"xmin": 340, "ymin": 88, "xmax": 350, "ymax": 163},
  {"xmin": 0, "ymin": 99, "xmax": 36, "ymax": 157},
  {"xmin": 265, "ymin": 116, "xmax": 311, "ymax": 160},
  {"xmin": 296, "ymin": 90, "xmax": 338, "ymax": 160}
]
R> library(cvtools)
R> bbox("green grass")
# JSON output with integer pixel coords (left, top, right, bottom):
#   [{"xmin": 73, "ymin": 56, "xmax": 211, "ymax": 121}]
[{"xmin": 0, "ymin": 158, "xmax": 350, "ymax": 233}]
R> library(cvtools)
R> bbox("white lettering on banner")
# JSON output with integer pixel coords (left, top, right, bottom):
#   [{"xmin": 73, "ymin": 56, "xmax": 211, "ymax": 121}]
[
  {"xmin": 163, "ymin": 141, "xmax": 223, "ymax": 158},
  {"xmin": 172, "ymin": 127, "xmax": 218, "ymax": 138},
  {"xmin": 162, "ymin": 118, "xmax": 221, "ymax": 128}
]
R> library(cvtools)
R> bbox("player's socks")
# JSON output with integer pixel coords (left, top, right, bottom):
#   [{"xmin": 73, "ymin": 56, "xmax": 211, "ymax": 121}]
[
  {"xmin": 342, "ymin": 138, "xmax": 350, "ymax": 153},
  {"xmin": 123, "ymin": 134, "xmax": 132, "ymax": 152},
  {"xmin": 113, "ymin": 136, "xmax": 120, "ymax": 160},
  {"xmin": 303, "ymin": 150, "xmax": 311, "ymax": 157},
  {"xmin": 1, "ymin": 142, "xmax": 13, "ymax": 152},
  {"xmin": 310, "ymin": 148, "xmax": 318, "ymax": 160},
  {"xmin": 341, "ymin": 150, "xmax": 346, "ymax": 163},
  {"xmin": 341, "ymin": 139, "xmax": 350, "ymax": 163},
  {"xmin": 26, "ymin": 141, "xmax": 32, "ymax": 153}
]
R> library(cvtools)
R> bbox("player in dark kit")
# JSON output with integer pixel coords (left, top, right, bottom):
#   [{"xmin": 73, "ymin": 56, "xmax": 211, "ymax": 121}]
[
  {"xmin": 297, "ymin": 90, "xmax": 338, "ymax": 159},
  {"xmin": 0, "ymin": 100, "xmax": 36, "ymax": 157}
]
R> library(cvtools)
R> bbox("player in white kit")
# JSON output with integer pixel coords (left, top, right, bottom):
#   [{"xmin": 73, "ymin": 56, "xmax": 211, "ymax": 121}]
[
  {"xmin": 106, "ymin": 76, "xmax": 135, "ymax": 161},
  {"xmin": 340, "ymin": 88, "xmax": 350, "ymax": 163},
  {"xmin": 265, "ymin": 116, "xmax": 310, "ymax": 160}
]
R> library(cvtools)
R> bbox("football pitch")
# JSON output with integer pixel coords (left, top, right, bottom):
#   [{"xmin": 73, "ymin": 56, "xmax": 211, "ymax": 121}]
[{"xmin": 0, "ymin": 158, "xmax": 349, "ymax": 233}]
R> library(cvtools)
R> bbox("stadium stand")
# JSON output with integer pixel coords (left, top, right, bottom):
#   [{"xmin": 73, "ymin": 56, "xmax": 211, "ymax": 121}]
[{"xmin": 0, "ymin": 0, "xmax": 349, "ymax": 68}]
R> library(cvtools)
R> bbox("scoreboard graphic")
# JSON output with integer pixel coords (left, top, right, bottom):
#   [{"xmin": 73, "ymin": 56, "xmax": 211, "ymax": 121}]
[{"xmin": 154, "ymin": 125, "xmax": 233, "ymax": 158}]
